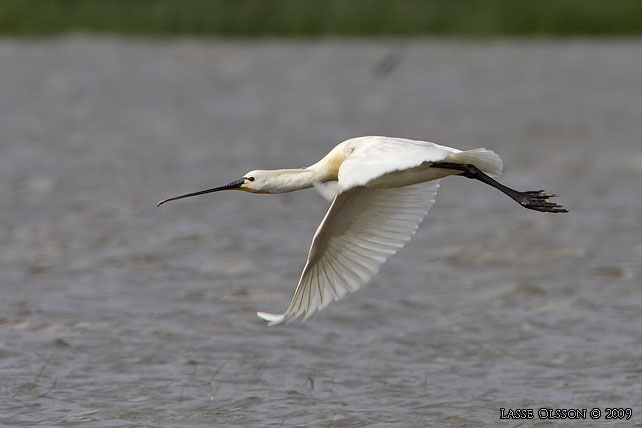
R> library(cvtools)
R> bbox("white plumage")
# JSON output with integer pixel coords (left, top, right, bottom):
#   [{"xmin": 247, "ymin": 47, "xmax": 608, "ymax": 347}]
[
  {"xmin": 257, "ymin": 182, "xmax": 440, "ymax": 324},
  {"xmin": 158, "ymin": 136, "xmax": 566, "ymax": 325}
]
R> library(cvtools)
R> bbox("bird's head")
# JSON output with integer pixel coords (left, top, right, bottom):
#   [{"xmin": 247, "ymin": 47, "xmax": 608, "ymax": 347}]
[
  {"xmin": 238, "ymin": 170, "xmax": 273, "ymax": 194},
  {"xmin": 157, "ymin": 170, "xmax": 278, "ymax": 207}
]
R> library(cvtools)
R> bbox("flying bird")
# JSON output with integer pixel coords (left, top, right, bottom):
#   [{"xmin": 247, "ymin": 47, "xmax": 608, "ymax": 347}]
[{"xmin": 158, "ymin": 136, "xmax": 567, "ymax": 325}]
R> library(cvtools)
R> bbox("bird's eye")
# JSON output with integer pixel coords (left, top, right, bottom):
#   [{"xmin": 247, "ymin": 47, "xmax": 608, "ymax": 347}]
[{"xmin": 246, "ymin": 177, "xmax": 255, "ymax": 182}]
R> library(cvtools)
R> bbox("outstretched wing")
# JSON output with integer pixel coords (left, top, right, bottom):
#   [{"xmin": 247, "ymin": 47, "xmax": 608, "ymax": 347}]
[{"xmin": 257, "ymin": 181, "xmax": 440, "ymax": 325}]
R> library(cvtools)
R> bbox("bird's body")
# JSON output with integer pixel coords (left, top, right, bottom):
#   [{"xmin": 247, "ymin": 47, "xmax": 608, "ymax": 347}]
[
  {"xmin": 236, "ymin": 137, "xmax": 501, "ymax": 194},
  {"xmin": 158, "ymin": 136, "xmax": 567, "ymax": 325}
]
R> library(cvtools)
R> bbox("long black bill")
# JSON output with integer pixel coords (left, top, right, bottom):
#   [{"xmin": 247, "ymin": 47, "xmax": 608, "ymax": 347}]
[{"xmin": 157, "ymin": 179, "xmax": 244, "ymax": 207}]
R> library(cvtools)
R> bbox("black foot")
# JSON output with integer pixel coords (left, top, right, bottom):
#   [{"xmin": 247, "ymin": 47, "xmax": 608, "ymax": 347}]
[
  {"xmin": 517, "ymin": 190, "xmax": 568, "ymax": 213},
  {"xmin": 430, "ymin": 162, "xmax": 568, "ymax": 214}
]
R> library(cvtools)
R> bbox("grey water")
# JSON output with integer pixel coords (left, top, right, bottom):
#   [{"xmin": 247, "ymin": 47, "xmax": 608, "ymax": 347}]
[{"xmin": 1, "ymin": 37, "xmax": 641, "ymax": 427}]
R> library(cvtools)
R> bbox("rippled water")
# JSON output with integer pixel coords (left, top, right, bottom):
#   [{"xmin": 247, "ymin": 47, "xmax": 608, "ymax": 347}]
[{"xmin": 1, "ymin": 37, "xmax": 641, "ymax": 427}]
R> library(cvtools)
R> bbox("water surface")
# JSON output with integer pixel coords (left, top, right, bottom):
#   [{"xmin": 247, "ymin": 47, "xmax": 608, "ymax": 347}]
[{"xmin": 1, "ymin": 37, "xmax": 641, "ymax": 427}]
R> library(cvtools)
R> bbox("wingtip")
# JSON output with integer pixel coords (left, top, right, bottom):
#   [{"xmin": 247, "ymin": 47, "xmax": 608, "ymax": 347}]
[{"xmin": 256, "ymin": 311, "xmax": 286, "ymax": 326}]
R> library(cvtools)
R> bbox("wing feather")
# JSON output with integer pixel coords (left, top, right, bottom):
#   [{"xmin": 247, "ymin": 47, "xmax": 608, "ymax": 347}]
[
  {"xmin": 337, "ymin": 137, "xmax": 459, "ymax": 189},
  {"xmin": 331, "ymin": 136, "xmax": 502, "ymax": 191},
  {"xmin": 257, "ymin": 181, "xmax": 439, "ymax": 325}
]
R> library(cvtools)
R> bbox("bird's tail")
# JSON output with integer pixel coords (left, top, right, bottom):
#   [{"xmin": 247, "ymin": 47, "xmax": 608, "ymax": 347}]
[{"xmin": 445, "ymin": 148, "xmax": 503, "ymax": 178}]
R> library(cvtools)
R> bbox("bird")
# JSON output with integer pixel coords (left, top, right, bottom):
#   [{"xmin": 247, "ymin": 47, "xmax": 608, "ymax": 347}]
[{"xmin": 158, "ymin": 136, "xmax": 567, "ymax": 325}]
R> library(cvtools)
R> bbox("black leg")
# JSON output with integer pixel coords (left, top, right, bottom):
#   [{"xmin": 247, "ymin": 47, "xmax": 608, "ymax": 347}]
[{"xmin": 431, "ymin": 162, "xmax": 568, "ymax": 213}]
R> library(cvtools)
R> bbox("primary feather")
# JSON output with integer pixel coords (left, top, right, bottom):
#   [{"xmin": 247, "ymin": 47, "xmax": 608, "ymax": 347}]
[{"xmin": 257, "ymin": 182, "xmax": 440, "ymax": 325}]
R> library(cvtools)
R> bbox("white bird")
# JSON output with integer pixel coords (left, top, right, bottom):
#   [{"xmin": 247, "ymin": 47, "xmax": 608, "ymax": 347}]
[{"xmin": 158, "ymin": 136, "xmax": 567, "ymax": 325}]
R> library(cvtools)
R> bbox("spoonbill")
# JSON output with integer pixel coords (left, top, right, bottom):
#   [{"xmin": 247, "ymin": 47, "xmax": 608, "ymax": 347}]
[{"xmin": 158, "ymin": 136, "xmax": 567, "ymax": 325}]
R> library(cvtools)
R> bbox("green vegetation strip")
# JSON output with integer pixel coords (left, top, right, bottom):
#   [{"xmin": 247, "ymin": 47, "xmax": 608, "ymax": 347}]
[{"xmin": 1, "ymin": 0, "xmax": 641, "ymax": 36}]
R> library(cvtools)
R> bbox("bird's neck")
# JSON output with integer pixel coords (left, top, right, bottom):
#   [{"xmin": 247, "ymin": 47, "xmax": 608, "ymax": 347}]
[{"xmin": 266, "ymin": 167, "xmax": 330, "ymax": 193}]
